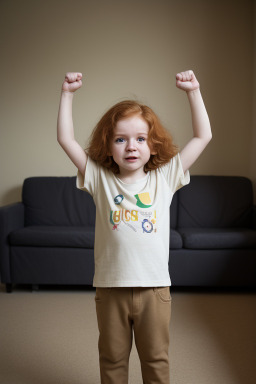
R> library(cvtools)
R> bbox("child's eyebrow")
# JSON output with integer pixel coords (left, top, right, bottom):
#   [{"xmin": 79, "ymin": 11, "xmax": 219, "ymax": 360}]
[{"xmin": 114, "ymin": 132, "xmax": 148, "ymax": 137}]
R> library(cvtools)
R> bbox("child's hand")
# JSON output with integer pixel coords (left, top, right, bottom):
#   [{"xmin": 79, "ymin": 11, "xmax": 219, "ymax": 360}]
[
  {"xmin": 62, "ymin": 72, "xmax": 83, "ymax": 93},
  {"xmin": 176, "ymin": 70, "xmax": 200, "ymax": 92}
]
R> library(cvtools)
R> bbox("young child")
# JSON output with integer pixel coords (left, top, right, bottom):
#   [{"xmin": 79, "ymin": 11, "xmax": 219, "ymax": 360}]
[{"xmin": 57, "ymin": 70, "xmax": 212, "ymax": 384}]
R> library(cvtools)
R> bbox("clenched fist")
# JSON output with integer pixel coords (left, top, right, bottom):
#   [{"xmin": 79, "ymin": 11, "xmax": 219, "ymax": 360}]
[
  {"xmin": 62, "ymin": 72, "xmax": 83, "ymax": 93},
  {"xmin": 176, "ymin": 70, "xmax": 199, "ymax": 92}
]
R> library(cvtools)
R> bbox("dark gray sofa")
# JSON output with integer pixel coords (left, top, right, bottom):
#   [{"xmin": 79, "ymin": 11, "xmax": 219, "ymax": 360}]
[{"xmin": 0, "ymin": 175, "xmax": 256, "ymax": 293}]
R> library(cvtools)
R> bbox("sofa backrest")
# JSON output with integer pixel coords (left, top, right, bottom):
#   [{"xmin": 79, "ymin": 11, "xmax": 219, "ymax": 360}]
[
  {"xmin": 178, "ymin": 176, "xmax": 253, "ymax": 228},
  {"xmin": 170, "ymin": 193, "xmax": 178, "ymax": 228},
  {"xmin": 22, "ymin": 177, "xmax": 96, "ymax": 226}
]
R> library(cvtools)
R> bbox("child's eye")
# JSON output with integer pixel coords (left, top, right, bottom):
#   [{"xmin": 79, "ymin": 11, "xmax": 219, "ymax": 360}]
[{"xmin": 115, "ymin": 137, "xmax": 146, "ymax": 143}]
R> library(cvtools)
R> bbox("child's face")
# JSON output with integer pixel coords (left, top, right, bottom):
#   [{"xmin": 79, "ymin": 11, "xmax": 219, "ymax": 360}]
[{"xmin": 110, "ymin": 114, "xmax": 153, "ymax": 178}]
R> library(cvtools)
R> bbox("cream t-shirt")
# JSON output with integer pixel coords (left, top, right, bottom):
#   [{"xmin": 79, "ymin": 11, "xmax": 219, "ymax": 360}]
[{"xmin": 76, "ymin": 153, "xmax": 190, "ymax": 287}]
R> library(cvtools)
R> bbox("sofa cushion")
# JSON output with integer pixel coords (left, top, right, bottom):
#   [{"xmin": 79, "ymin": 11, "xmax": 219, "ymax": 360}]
[
  {"xmin": 22, "ymin": 177, "xmax": 96, "ymax": 226},
  {"xmin": 178, "ymin": 176, "xmax": 253, "ymax": 228},
  {"xmin": 8, "ymin": 226, "xmax": 95, "ymax": 248},
  {"xmin": 9, "ymin": 226, "xmax": 182, "ymax": 250},
  {"xmin": 179, "ymin": 228, "xmax": 256, "ymax": 249}
]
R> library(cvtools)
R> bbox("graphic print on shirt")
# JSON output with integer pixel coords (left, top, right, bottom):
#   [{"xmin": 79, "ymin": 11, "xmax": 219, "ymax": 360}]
[
  {"xmin": 114, "ymin": 194, "xmax": 124, "ymax": 205},
  {"xmin": 110, "ymin": 192, "xmax": 157, "ymax": 233}
]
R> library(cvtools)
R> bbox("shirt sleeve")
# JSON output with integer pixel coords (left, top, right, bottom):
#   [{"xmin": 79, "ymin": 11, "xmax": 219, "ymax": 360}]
[
  {"xmin": 159, "ymin": 152, "xmax": 190, "ymax": 194},
  {"xmin": 76, "ymin": 155, "xmax": 99, "ymax": 198}
]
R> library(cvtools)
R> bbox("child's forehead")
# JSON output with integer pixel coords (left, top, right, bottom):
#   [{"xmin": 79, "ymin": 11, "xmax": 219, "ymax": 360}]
[{"xmin": 114, "ymin": 115, "xmax": 149, "ymax": 132}]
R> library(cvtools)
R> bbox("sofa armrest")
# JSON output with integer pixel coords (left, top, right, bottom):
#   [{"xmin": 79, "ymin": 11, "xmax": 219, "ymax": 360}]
[
  {"xmin": 253, "ymin": 205, "xmax": 256, "ymax": 230},
  {"xmin": 0, "ymin": 202, "xmax": 25, "ymax": 283}
]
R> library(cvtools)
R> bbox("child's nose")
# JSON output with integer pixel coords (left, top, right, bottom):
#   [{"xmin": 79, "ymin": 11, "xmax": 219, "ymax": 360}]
[{"xmin": 126, "ymin": 139, "xmax": 137, "ymax": 150}]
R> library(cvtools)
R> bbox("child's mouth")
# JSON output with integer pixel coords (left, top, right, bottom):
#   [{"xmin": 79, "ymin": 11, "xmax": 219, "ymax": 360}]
[{"xmin": 125, "ymin": 157, "xmax": 137, "ymax": 162}]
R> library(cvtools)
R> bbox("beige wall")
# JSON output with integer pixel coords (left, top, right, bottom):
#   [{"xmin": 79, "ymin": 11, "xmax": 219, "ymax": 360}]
[
  {"xmin": 252, "ymin": 0, "xmax": 256, "ymax": 202},
  {"xmin": 1, "ymin": 0, "xmax": 255, "ymax": 206}
]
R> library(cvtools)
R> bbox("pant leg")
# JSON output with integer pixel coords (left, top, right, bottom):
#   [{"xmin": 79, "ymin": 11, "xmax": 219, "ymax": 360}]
[
  {"xmin": 95, "ymin": 287, "xmax": 133, "ymax": 384},
  {"xmin": 133, "ymin": 287, "xmax": 172, "ymax": 384},
  {"xmin": 95, "ymin": 286, "xmax": 172, "ymax": 384}
]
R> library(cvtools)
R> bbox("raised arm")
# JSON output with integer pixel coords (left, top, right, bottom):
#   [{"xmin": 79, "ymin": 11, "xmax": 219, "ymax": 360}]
[
  {"xmin": 176, "ymin": 70, "xmax": 212, "ymax": 173},
  {"xmin": 57, "ymin": 72, "xmax": 88, "ymax": 176}
]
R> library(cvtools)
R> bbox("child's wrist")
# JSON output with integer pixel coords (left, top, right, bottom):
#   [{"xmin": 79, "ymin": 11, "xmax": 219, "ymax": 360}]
[
  {"xmin": 186, "ymin": 87, "xmax": 200, "ymax": 95},
  {"xmin": 61, "ymin": 90, "xmax": 74, "ymax": 96}
]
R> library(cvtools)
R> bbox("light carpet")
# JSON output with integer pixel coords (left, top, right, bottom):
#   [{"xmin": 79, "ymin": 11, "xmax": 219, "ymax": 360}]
[{"xmin": 0, "ymin": 284, "xmax": 255, "ymax": 384}]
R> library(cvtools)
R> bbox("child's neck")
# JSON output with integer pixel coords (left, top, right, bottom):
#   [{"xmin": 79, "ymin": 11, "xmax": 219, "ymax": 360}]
[{"xmin": 117, "ymin": 170, "xmax": 148, "ymax": 184}]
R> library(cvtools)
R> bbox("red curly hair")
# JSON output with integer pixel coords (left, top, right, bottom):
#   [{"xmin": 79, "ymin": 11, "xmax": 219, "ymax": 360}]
[{"xmin": 84, "ymin": 100, "xmax": 179, "ymax": 175}]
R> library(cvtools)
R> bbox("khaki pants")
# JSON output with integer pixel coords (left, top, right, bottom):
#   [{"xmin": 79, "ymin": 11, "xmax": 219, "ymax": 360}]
[{"xmin": 95, "ymin": 286, "xmax": 172, "ymax": 384}]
